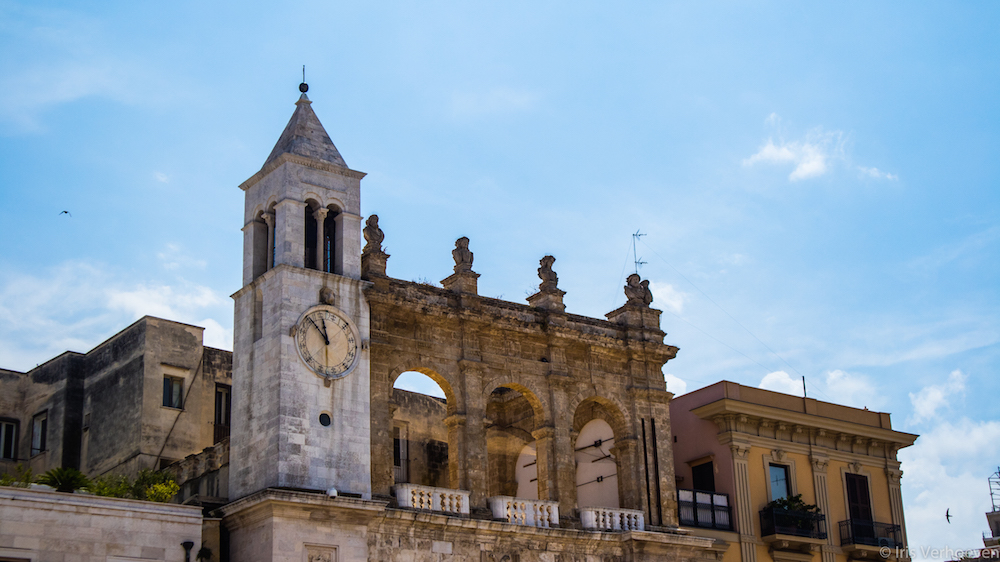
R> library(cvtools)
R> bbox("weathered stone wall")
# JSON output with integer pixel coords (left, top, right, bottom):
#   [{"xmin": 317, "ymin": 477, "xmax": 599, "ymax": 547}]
[
  {"xmin": 391, "ymin": 388, "xmax": 449, "ymax": 488},
  {"xmin": 366, "ymin": 276, "xmax": 681, "ymax": 526},
  {"xmin": 0, "ymin": 487, "xmax": 202, "ymax": 562}
]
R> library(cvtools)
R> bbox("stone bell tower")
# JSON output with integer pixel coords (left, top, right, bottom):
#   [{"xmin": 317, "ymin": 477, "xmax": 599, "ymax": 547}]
[{"xmin": 229, "ymin": 85, "xmax": 372, "ymax": 500}]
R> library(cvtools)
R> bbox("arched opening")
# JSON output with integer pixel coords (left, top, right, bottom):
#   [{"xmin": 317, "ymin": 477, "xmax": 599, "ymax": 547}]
[
  {"xmin": 573, "ymin": 398, "xmax": 628, "ymax": 509},
  {"xmin": 575, "ymin": 419, "xmax": 618, "ymax": 508},
  {"xmin": 304, "ymin": 202, "xmax": 319, "ymax": 270},
  {"xmin": 391, "ymin": 371, "xmax": 449, "ymax": 487},
  {"xmin": 323, "ymin": 206, "xmax": 339, "ymax": 274},
  {"xmin": 251, "ymin": 213, "xmax": 268, "ymax": 279},
  {"xmin": 486, "ymin": 386, "xmax": 539, "ymax": 499}
]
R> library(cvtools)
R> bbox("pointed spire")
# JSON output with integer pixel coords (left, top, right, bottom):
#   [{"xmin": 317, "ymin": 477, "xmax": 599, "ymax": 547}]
[{"xmin": 264, "ymin": 91, "xmax": 348, "ymax": 169}]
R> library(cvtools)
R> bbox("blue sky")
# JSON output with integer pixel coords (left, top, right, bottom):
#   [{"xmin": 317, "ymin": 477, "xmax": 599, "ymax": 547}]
[{"xmin": 1, "ymin": 1, "xmax": 998, "ymax": 555}]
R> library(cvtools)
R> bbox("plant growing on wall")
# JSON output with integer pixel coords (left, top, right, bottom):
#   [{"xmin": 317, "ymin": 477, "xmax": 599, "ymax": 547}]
[
  {"xmin": 37, "ymin": 467, "xmax": 91, "ymax": 493},
  {"xmin": 89, "ymin": 469, "xmax": 179, "ymax": 502},
  {"xmin": 765, "ymin": 494, "xmax": 820, "ymax": 514},
  {"xmin": 0, "ymin": 464, "xmax": 33, "ymax": 488}
]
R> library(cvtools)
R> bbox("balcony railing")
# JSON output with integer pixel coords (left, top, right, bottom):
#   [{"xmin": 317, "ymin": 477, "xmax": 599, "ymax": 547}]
[
  {"xmin": 760, "ymin": 506, "xmax": 827, "ymax": 539},
  {"xmin": 580, "ymin": 506, "xmax": 644, "ymax": 531},
  {"xmin": 393, "ymin": 483, "xmax": 470, "ymax": 515},
  {"xmin": 839, "ymin": 519, "xmax": 901, "ymax": 548},
  {"xmin": 488, "ymin": 496, "xmax": 559, "ymax": 528},
  {"xmin": 678, "ymin": 489, "xmax": 733, "ymax": 531}
]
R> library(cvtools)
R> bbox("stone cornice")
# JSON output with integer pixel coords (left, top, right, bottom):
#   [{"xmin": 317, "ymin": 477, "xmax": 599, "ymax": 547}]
[
  {"xmin": 692, "ymin": 398, "xmax": 918, "ymax": 448},
  {"xmin": 239, "ymin": 152, "xmax": 367, "ymax": 192}
]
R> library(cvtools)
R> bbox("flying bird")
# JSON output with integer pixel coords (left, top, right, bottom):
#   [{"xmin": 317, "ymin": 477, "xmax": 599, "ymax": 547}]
[
  {"xmin": 946, "ymin": 508, "xmax": 951, "ymax": 523},
  {"xmin": 58, "ymin": 211, "xmax": 72, "ymax": 217}
]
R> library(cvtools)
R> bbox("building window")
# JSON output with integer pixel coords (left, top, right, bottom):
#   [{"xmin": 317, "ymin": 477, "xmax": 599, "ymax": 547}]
[
  {"xmin": 163, "ymin": 376, "xmax": 183, "ymax": 409},
  {"xmin": 1, "ymin": 419, "xmax": 17, "ymax": 460},
  {"xmin": 845, "ymin": 473, "xmax": 874, "ymax": 521},
  {"xmin": 692, "ymin": 461, "xmax": 715, "ymax": 492},
  {"xmin": 214, "ymin": 384, "xmax": 231, "ymax": 442},
  {"xmin": 31, "ymin": 412, "xmax": 47, "ymax": 456},
  {"xmin": 769, "ymin": 464, "xmax": 791, "ymax": 501},
  {"xmin": 393, "ymin": 424, "xmax": 408, "ymax": 483}
]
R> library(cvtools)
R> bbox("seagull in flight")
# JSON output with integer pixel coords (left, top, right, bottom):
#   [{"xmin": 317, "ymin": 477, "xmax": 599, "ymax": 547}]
[{"xmin": 58, "ymin": 211, "xmax": 72, "ymax": 217}]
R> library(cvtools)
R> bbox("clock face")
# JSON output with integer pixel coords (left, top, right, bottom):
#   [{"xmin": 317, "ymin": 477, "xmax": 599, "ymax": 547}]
[{"xmin": 295, "ymin": 307, "xmax": 359, "ymax": 378}]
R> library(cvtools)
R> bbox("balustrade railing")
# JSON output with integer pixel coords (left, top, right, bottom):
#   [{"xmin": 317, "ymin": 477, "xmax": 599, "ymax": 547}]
[
  {"xmin": 580, "ymin": 506, "xmax": 644, "ymax": 531},
  {"xmin": 838, "ymin": 519, "xmax": 901, "ymax": 548},
  {"xmin": 393, "ymin": 483, "xmax": 470, "ymax": 515},
  {"xmin": 760, "ymin": 506, "xmax": 827, "ymax": 539},
  {"xmin": 488, "ymin": 496, "xmax": 559, "ymax": 528}
]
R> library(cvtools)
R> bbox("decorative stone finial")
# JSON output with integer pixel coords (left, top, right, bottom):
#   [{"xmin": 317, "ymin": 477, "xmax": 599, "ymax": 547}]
[
  {"xmin": 527, "ymin": 255, "xmax": 566, "ymax": 313},
  {"xmin": 452, "ymin": 237, "xmax": 474, "ymax": 273},
  {"xmin": 538, "ymin": 255, "xmax": 559, "ymax": 293},
  {"xmin": 362, "ymin": 214, "xmax": 385, "ymax": 255},
  {"xmin": 624, "ymin": 273, "xmax": 653, "ymax": 307},
  {"xmin": 300, "ymin": 65, "xmax": 308, "ymax": 93},
  {"xmin": 361, "ymin": 214, "xmax": 389, "ymax": 279}
]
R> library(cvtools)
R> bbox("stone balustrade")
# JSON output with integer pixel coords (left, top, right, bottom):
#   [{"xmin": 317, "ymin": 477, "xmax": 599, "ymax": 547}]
[
  {"xmin": 393, "ymin": 483, "xmax": 470, "ymax": 515},
  {"xmin": 580, "ymin": 506, "xmax": 645, "ymax": 531},
  {"xmin": 487, "ymin": 496, "xmax": 560, "ymax": 528}
]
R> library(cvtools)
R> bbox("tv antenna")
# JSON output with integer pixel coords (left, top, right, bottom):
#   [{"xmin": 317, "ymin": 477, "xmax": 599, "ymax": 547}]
[
  {"xmin": 990, "ymin": 468, "xmax": 1000, "ymax": 512},
  {"xmin": 631, "ymin": 230, "xmax": 647, "ymax": 274}
]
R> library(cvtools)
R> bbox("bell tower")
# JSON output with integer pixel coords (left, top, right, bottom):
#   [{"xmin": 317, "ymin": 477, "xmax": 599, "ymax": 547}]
[{"xmin": 229, "ymin": 85, "xmax": 371, "ymax": 500}]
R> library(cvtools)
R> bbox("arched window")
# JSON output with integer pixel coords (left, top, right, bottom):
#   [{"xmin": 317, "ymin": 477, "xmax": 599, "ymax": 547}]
[
  {"xmin": 391, "ymin": 371, "xmax": 449, "ymax": 487},
  {"xmin": 323, "ymin": 207, "xmax": 338, "ymax": 274},
  {"xmin": 304, "ymin": 204, "xmax": 318, "ymax": 270}
]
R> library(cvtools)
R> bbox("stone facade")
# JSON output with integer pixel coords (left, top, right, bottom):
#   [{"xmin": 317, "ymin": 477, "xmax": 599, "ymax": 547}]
[{"xmin": 0, "ymin": 487, "xmax": 202, "ymax": 562}]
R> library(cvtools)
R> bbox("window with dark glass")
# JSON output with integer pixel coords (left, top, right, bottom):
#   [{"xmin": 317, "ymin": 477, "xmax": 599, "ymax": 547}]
[
  {"xmin": 163, "ymin": 376, "xmax": 183, "ymax": 409},
  {"xmin": 0, "ymin": 419, "xmax": 17, "ymax": 460},
  {"xmin": 692, "ymin": 461, "xmax": 715, "ymax": 492},
  {"xmin": 214, "ymin": 384, "xmax": 231, "ymax": 442},
  {"xmin": 769, "ymin": 464, "xmax": 791, "ymax": 501},
  {"xmin": 846, "ymin": 473, "xmax": 873, "ymax": 521},
  {"xmin": 30, "ymin": 412, "xmax": 47, "ymax": 456}
]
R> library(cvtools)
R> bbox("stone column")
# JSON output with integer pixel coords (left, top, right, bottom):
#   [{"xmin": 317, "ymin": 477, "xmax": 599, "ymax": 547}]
[
  {"xmin": 612, "ymin": 437, "xmax": 641, "ymax": 511},
  {"xmin": 730, "ymin": 441, "xmax": 757, "ymax": 562},
  {"xmin": 811, "ymin": 454, "xmax": 835, "ymax": 562},
  {"xmin": 262, "ymin": 212, "xmax": 275, "ymax": 270},
  {"xmin": 313, "ymin": 208, "xmax": 329, "ymax": 272},
  {"xmin": 546, "ymin": 371, "xmax": 577, "ymax": 517},
  {"xmin": 887, "ymin": 467, "xmax": 908, "ymax": 555},
  {"xmin": 532, "ymin": 426, "xmax": 556, "ymax": 502},
  {"xmin": 444, "ymin": 414, "xmax": 468, "ymax": 491},
  {"xmin": 337, "ymin": 212, "xmax": 363, "ymax": 279},
  {"xmin": 459, "ymin": 361, "xmax": 488, "ymax": 507}
]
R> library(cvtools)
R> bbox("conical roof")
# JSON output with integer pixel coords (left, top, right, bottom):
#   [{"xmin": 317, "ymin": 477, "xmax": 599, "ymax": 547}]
[{"xmin": 264, "ymin": 94, "xmax": 347, "ymax": 168}]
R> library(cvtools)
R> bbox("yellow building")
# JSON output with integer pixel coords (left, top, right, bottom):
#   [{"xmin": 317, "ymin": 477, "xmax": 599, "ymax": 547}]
[{"xmin": 671, "ymin": 381, "xmax": 917, "ymax": 562}]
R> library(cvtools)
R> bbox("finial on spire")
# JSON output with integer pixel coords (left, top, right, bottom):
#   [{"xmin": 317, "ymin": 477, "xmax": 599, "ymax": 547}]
[{"xmin": 299, "ymin": 65, "xmax": 308, "ymax": 93}]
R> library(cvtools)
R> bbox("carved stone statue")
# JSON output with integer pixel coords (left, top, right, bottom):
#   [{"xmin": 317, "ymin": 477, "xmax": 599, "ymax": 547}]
[
  {"xmin": 538, "ymin": 255, "xmax": 558, "ymax": 292},
  {"xmin": 452, "ymin": 237, "xmax": 474, "ymax": 273},
  {"xmin": 319, "ymin": 287, "xmax": 336, "ymax": 305},
  {"xmin": 362, "ymin": 214, "xmax": 385, "ymax": 255},
  {"xmin": 624, "ymin": 273, "xmax": 653, "ymax": 306}
]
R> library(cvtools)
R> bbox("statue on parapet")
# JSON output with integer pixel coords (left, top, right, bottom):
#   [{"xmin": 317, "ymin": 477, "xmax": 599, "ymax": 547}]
[
  {"xmin": 538, "ymin": 255, "xmax": 559, "ymax": 293},
  {"xmin": 624, "ymin": 273, "xmax": 653, "ymax": 306},
  {"xmin": 362, "ymin": 214, "xmax": 385, "ymax": 255},
  {"xmin": 453, "ymin": 237, "xmax": 474, "ymax": 273}
]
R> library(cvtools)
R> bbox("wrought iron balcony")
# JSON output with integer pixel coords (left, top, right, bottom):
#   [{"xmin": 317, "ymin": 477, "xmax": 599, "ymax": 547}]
[
  {"xmin": 678, "ymin": 489, "xmax": 733, "ymax": 531},
  {"xmin": 839, "ymin": 519, "xmax": 901, "ymax": 548},
  {"xmin": 760, "ymin": 506, "xmax": 827, "ymax": 540}
]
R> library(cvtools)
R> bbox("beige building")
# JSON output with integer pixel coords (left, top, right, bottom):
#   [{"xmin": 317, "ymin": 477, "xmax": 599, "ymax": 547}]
[
  {"xmin": 0, "ymin": 88, "xmax": 920, "ymax": 562},
  {"xmin": 670, "ymin": 382, "xmax": 917, "ymax": 562}
]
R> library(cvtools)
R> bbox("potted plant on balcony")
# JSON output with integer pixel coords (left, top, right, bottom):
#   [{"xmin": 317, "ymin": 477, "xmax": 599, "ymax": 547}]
[{"xmin": 764, "ymin": 494, "xmax": 822, "ymax": 536}]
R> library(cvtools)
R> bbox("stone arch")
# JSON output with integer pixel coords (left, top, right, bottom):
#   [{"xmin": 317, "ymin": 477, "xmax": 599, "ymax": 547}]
[
  {"xmin": 572, "ymin": 396, "xmax": 631, "ymax": 510},
  {"xmin": 483, "ymin": 380, "xmax": 546, "ymax": 500},
  {"xmin": 482, "ymin": 378, "xmax": 546, "ymax": 430},
  {"xmin": 571, "ymin": 395, "xmax": 630, "ymax": 442},
  {"xmin": 388, "ymin": 364, "xmax": 459, "ymax": 416}
]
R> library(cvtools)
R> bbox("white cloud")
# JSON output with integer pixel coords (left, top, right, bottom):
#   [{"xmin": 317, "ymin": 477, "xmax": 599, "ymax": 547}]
[
  {"xmin": 153, "ymin": 171, "xmax": 170, "ymax": 183},
  {"xmin": 648, "ymin": 281, "xmax": 685, "ymax": 314},
  {"xmin": 450, "ymin": 87, "xmax": 539, "ymax": 118},
  {"xmin": 817, "ymin": 369, "xmax": 885, "ymax": 410},
  {"xmin": 908, "ymin": 369, "xmax": 966, "ymax": 424},
  {"xmin": 758, "ymin": 370, "xmax": 804, "ymax": 396},
  {"xmin": 664, "ymin": 373, "xmax": 687, "ymax": 395},
  {"xmin": 858, "ymin": 166, "xmax": 898, "ymax": 180},
  {"xmin": 0, "ymin": 261, "xmax": 231, "ymax": 370},
  {"xmin": 742, "ymin": 128, "xmax": 845, "ymax": 182},
  {"xmin": 157, "ymin": 243, "xmax": 207, "ymax": 270},
  {"xmin": 898, "ymin": 417, "xmax": 1000, "ymax": 561}
]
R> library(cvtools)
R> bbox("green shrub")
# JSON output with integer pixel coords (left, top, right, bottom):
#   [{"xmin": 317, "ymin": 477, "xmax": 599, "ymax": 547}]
[
  {"xmin": 88, "ymin": 474, "xmax": 133, "ymax": 498},
  {"xmin": 37, "ymin": 467, "xmax": 91, "ymax": 493},
  {"xmin": 88, "ymin": 469, "xmax": 179, "ymax": 502},
  {"xmin": 145, "ymin": 480, "xmax": 180, "ymax": 502}
]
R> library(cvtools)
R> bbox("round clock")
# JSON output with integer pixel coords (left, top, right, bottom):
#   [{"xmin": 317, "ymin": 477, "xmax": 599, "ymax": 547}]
[{"xmin": 294, "ymin": 306, "xmax": 359, "ymax": 378}]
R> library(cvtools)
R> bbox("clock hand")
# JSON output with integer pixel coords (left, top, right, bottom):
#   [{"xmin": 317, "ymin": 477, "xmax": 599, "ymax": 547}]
[{"xmin": 309, "ymin": 317, "xmax": 330, "ymax": 345}]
